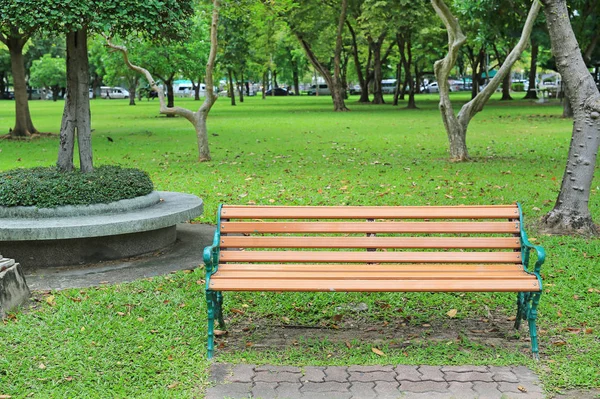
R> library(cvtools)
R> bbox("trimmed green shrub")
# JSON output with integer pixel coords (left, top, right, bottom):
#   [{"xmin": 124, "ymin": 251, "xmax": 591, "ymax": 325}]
[
  {"xmin": 511, "ymin": 82, "xmax": 525, "ymax": 92},
  {"xmin": 0, "ymin": 166, "xmax": 154, "ymax": 208}
]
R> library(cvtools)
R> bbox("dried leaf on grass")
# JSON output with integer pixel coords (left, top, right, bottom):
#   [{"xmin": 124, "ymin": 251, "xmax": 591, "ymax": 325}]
[
  {"xmin": 371, "ymin": 347, "xmax": 385, "ymax": 356},
  {"xmin": 446, "ymin": 309, "xmax": 458, "ymax": 318},
  {"xmin": 214, "ymin": 329, "xmax": 228, "ymax": 336}
]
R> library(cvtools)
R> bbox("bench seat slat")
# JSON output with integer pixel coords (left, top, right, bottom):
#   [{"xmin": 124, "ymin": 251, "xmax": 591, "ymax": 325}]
[
  {"xmin": 209, "ymin": 278, "xmax": 540, "ymax": 292},
  {"xmin": 213, "ymin": 271, "xmax": 534, "ymax": 280},
  {"xmin": 221, "ymin": 222, "xmax": 520, "ymax": 234},
  {"xmin": 219, "ymin": 251, "xmax": 521, "ymax": 263},
  {"xmin": 217, "ymin": 263, "xmax": 524, "ymax": 272},
  {"xmin": 221, "ymin": 237, "xmax": 521, "ymax": 249},
  {"xmin": 221, "ymin": 205, "xmax": 519, "ymax": 219}
]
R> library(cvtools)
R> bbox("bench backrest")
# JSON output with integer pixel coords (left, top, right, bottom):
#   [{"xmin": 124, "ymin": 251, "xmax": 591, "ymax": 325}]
[{"xmin": 216, "ymin": 204, "xmax": 523, "ymax": 265}]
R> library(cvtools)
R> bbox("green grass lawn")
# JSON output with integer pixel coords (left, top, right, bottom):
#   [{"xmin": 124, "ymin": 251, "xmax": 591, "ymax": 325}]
[{"xmin": 0, "ymin": 94, "xmax": 599, "ymax": 398}]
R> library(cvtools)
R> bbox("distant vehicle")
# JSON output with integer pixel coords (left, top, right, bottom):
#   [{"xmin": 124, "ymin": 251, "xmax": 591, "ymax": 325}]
[
  {"xmin": 29, "ymin": 89, "xmax": 42, "ymax": 100},
  {"xmin": 381, "ymin": 79, "xmax": 397, "ymax": 94},
  {"xmin": 265, "ymin": 87, "xmax": 289, "ymax": 96},
  {"xmin": 100, "ymin": 86, "xmax": 129, "ymax": 99},
  {"xmin": 426, "ymin": 82, "xmax": 439, "ymax": 93},
  {"xmin": 1, "ymin": 91, "xmax": 14, "ymax": 100},
  {"xmin": 307, "ymin": 84, "xmax": 330, "ymax": 96},
  {"xmin": 349, "ymin": 85, "xmax": 362, "ymax": 95}
]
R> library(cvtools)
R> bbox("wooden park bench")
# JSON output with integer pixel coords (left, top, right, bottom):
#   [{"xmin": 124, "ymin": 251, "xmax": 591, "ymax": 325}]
[{"xmin": 203, "ymin": 204, "xmax": 544, "ymax": 359}]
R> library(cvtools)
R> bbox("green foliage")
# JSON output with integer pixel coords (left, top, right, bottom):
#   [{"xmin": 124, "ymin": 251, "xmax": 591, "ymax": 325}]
[
  {"xmin": 512, "ymin": 81, "xmax": 525, "ymax": 91},
  {"xmin": 28, "ymin": 54, "xmax": 66, "ymax": 89},
  {"xmin": 0, "ymin": 165, "xmax": 153, "ymax": 208}
]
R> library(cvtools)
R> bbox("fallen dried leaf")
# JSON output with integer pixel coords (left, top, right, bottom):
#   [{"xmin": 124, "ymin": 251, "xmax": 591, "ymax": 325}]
[
  {"xmin": 214, "ymin": 329, "xmax": 228, "ymax": 336},
  {"xmin": 585, "ymin": 328, "xmax": 594, "ymax": 334},
  {"xmin": 64, "ymin": 377, "xmax": 73, "ymax": 382},
  {"xmin": 345, "ymin": 341, "xmax": 352, "ymax": 349},
  {"xmin": 167, "ymin": 382, "xmax": 180, "ymax": 389},
  {"xmin": 0, "ymin": 395, "xmax": 12, "ymax": 399},
  {"xmin": 45, "ymin": 296, "xmax": 56, "ymax": 306},
  {"xmin": 371, "ymin": 347, "xmax": 386, "ymax": 356},
  {"xmin": 116, "ymin": 312, "xmax": 126, "ymax": 316},
  {"xmin": 38, "ymin": 363, "xmax": 46, "ymax": 370},
  {"xmin": 333, "ymin": 314, "xmax": 343, "ymax": 322},
  {"xmin": 518, "ymin": 385, "xmax": 527, "ymax": 392},
  {"xmin": 552, "ymin": 340, "xmax": 567, "ymax": 347},
  {"xmin": 230, "ymin": 308, "xmax": 245, "ymax": 315},
  {"xmin": 446, "ymin": 309, "xmax": 458, "ymax": 318},
  {"xmin": 566, "ymin": 328, "xmax": 581, "ymax": 334},
  {"xmin": 507, "ymin": 316, "xmax": 516, "ymax": 321}
]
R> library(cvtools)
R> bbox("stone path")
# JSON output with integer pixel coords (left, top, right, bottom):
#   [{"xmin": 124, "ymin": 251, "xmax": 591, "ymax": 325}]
[{"xmin": 207, "ymin": 364, "xmax": 544, "ymax": 399}]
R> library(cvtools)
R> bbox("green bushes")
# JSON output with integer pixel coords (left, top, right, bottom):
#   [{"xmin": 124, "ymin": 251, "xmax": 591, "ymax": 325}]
[
  {"xmin": 0, "ymin": 165, "xmax": 154, "ymax": 208},
  {"xmin": 511, "ymin": 82, "xmax": 525, "ymax": 92}
]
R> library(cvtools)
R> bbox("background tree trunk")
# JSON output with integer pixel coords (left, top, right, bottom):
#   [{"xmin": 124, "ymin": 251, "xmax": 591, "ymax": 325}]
[
  {"xmin": 501, "ymin": 72, "xmax": 513, "ymax": 100},
  {"xmin": 5, "ymin": 37, "xmax": 38, "ymax": 138},
  {"xmin": 540, "ymin": 0, "xmax": 600, "ymax": 235},
  {"xmin": 228, "ymin": 69, "xmax": 236, "ymax": 106},
  {"xmin": 128, "ymin": 77, "xmax": 138, "ymax": 106},
  {"xmin": 370, "ymin": 38, "xmax": 385, "ymax": 104},
  {"xmin": 57, "ymin": 29, "xmax": 93, "ymax": 173},
  {"xmin": 524, "ymin": 40, "xmax": 538, "ymax": 99}
]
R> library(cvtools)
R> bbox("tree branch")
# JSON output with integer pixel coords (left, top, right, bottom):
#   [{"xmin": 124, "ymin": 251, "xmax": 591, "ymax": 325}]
[{"xmin": 104, "ymin": 37, "xmax": 195, "ymax": 122}]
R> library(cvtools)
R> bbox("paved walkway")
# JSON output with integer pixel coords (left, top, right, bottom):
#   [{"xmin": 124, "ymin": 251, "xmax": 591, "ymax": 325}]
[{"xmin": 207, "ymin": 363, "xmax": 544, "ymax": 399}]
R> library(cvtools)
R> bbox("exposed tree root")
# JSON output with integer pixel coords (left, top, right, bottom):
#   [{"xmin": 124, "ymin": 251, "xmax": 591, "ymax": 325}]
[{"xmin": 540, "ymin": 210, "xmax": 598, "ymax": 237}]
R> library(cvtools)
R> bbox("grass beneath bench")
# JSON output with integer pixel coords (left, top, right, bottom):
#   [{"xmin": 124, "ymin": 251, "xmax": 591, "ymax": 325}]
[{"xmin": 1, "ymin": 94, "xmax": 599, "ymax": 397}]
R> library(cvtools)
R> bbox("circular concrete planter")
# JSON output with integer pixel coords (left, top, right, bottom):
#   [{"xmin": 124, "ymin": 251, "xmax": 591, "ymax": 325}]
[{"xmin": 0, "ymin": 191, "xmax": 203, "ymax": 269}]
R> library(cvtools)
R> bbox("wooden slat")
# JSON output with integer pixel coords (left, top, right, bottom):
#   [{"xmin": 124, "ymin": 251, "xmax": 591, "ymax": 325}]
[
  {"xmin": 213, "ymin": 270, "xmax": 533, "ymax": 280},
  {"xmin": 217, "ymin": 263, "xmax": 524, "ymax": 272},
  {"xmin": 209, "ymin": 278, "xmax": 540, "ymax": 292},
  {"xmin": 219, "ymin": 251, "xmax": 521, "ymax": 263},
  {"xmin": 221, "ymin": 205, "xmax": 519, "ymax": 220},
  {"xmin": 221, "ymin": 221, "xmax": 520, "ymax": 234},
  {"xmin": 220, "ymin": 236, "xmax": 520, "ymax": 249}
]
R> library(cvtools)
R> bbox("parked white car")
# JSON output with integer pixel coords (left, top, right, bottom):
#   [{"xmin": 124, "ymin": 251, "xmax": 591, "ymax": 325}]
[{"xmin": 100, "ymin": 86, "xmax": 130, "ymax": 99}]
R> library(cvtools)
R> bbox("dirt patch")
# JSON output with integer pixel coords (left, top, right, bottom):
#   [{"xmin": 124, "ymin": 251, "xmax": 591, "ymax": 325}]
[{"xmin": 215, "ymin": 310, "xmax": 534, "ymax": 356}]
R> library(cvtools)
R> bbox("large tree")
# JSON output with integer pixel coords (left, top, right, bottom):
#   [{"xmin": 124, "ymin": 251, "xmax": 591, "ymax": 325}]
[
  {"xmin": 108, "ymin": 0, "xmax": 220, "ymax": 162},
  {"xmin": 540, "ymin": 0, "xmax": 600, "ymax": 235},
  {"xmin": 431, "ymin": 0, "xmax": 540, "ymax": 161},
  {"xmin": 38, "ymin": 0, "xmax": 194, "ymax": 172},
  {"xmin": 0, "ymin": 5, "xmax": 39, "ymax": 138}
]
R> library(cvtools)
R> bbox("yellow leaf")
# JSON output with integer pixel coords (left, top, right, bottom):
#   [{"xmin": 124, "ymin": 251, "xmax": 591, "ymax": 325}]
[
  {"xmin": 371, "ymin": 347, "xmax": 386, "ymax": 356},
  {"xmin": 80, "ymin": 327, "xmax": 85, "ymax": 332},
  {"xmin": 38, "ymin": 363, "xmax": 46, "ymax": 370},
  {"xmin": 167, "ymin": 382, "xmax": 180, "ymax": 389},
  {"xmin": 518, "ymin": 385, "xmax": 528, "ymax": 392},
  {"xmin": 116, "ymin": 312, "xmax": 126, "ymax": 316},
  {"xmin": 447, "ymin": 309, "xmax": 458, "ymax": 318},
  {"xmin": 45, "ymin": 295, "xmax": 56, "ymax": 306},
  {"xmin": 0, "ymin": 395, "xmax": 13, "ymax": 399}
]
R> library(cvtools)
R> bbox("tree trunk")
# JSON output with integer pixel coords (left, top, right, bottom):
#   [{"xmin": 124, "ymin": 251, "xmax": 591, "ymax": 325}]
[
  {"xmin": 262, "ymin": 72, "xmax": 267, "ymax": 99},
  {"xmin": 194, "ymin": 77, "xmax": 201, "ymax": 100},
  {"xmin": 523, "ymin": 40, "xmax": 538, "ymax": 99},
  {"xmin": 432, "ymin": 0, "xmax": 540, "ymax": 161},
  {"xmin": 6, "ymin": 37, "xmax": 38, "ymax": 138},
  {"xmin": 166, "ymin": 75, "xmax": 175, "ymax": 117},
  {"xmin": 347, "ymin": 20, "xmax": 368, "ymax": 103},
  {"xmin": 292, "ymin": 61, "xmax": 300, "ymax": 95},
  {"xmin": 540, "ymin": 0, "xmax": 600, "ymax": 235},
  {"xmin": 370, "ymin": 38, "xmax": 385, "ymax": 104},
  {"xmin": 237, "ymin": 71, "xmax": 244, "ymax": 103},
  {"xmin": 406, "ymin": 37, "xmax": 416, "ymax": 109},
  {"xmin": 392, "ymin": 61, "xmax": 402, "ymax": 106},
  {"xmin": 128, "ymin": 77, "xmax": 137, "ymax": 106},
  {"xmin": 228, "ymin": 69, "xmax": 236, "ymax": 106},
  {"xmin": 57, "ymin": 29, "xmax": 93, "ymax": 173},
  {"xmin": 501, "ymin": 72, "xmax": 513, "ymax": 100}
]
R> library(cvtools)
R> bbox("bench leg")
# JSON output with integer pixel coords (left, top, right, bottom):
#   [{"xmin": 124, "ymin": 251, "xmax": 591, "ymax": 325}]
[
  {"xmin": 216, "ymin": 291, "xmax": 226, "ymax": 329},
  {"xmin": 514, "ymin": 292, "xmax": 530, "ymax": 330},
  {"xmin": 527, "ymin": 292, "xmax": 542, "ymax": 361},
  {"xmin": 206, "ymin": 290, "xmax": 217, "ymax": 359}
]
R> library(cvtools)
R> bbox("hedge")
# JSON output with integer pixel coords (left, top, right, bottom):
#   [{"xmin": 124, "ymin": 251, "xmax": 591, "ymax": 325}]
[{"xmin": 0, "ymin": 165, "xmax": 154, "ymax": 208}]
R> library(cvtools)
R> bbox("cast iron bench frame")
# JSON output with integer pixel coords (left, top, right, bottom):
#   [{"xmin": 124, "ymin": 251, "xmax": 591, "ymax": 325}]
[{"xmin": 204, "ymin": 204, "xmax": 544, "ymax": 359}]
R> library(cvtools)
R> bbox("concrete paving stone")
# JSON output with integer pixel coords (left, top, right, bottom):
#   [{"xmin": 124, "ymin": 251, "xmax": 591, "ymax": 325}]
[
  {"xmin": 255, "ymin": 371, "xmax": 301, "ymax": 383},
  {"xmin": 400, "ymin": 380, "xmax": 449, "ymax": 393},
  {"xmin": 275, "ymin": 382, "xmax": 303, "ymax": 399},
  {"xmin": 228, "ymin": 364, "xmax": 256, "ymax": 383},
  {"xmin": 300, "ymin": 381, "xmax": 350, "ymax": 393},
  {"xmin": 447, "ymin": 381, "xmax": 477, "ymax": 399},
  {"xmin": 394, "ymin": 365, "xmax": 422, "ymax": 382},
  {"xmin": 488, "ymin": 366, "xmax": 519, "ymax": 383},
  {"xmin": 445, "ymin": 371, "xmax": 494, "ymax": 382},
  {"xmin": 373, "ymin": 381, "xmax": 403, "ymax": 399},
  {"xmin": 348, "ymin": 365, "xmax": 394, "ymax": 373},
  {"xmin": 324, "ymin": 366, "xmax": 350, "ymax": 382},
  {"xmin": 303, "ymin": 393, "xmax": 352, "ymax": 399},
  {"xmin": 205, "ymin": 382, "xmax": 252, "ymax": 399},
  {"xmin": 472, "ymin": 381, "xmax": 502, "ymax": 399},
  {"xmin": 256, "ymin": 365, "xmax": 302, "ymax": 373},
  {"xmin": 302, "ymin": 366, "xmax": 326, "ymax": 382},
  {"xmin": 209, "ymin": 363, "xmax": 232, "ymax": 384},
  {"xmin": 348, "ymin": 381, "xmax": 377, "ymax": 398},
  {"xmin": 252, "ymin": 381, "xmax": 279, "ymax": 398},
  {"xmin": 511, "ymin": 366, "xmax": 540, "ymax": 382},
  {"xmin": 441, "ymin": 365, "xmax": 489, "ymax": 373},
  {"xmin": 500, "ymin": 393, "xmax": 545, "ymax": 399},
  {"xmin": 349, "ymin": 370, "xmax": 397, "ymax": 382},
  {"xmin": 497, "ymin": 381, "xmax": 544, "ymax": 394},
  {"xmin": 417, "ymin": 365, "xmax": 445, "ymax": 381},
  {"xmin": 399, "ymin": 392, "xmax": 456, "ymax": 399}
]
